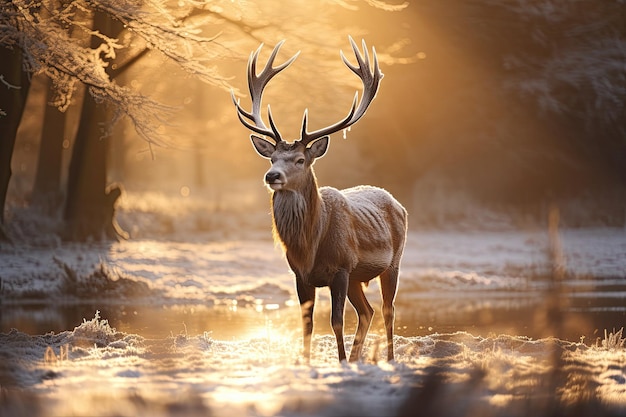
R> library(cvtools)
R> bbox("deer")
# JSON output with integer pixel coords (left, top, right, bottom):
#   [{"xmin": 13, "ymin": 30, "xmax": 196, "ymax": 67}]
[{"xmin": 232, "ymin": 37, "xmax": 407, "ymax": 363}]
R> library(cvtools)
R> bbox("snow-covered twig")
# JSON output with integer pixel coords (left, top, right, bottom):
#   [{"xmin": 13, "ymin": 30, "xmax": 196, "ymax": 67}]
[{"xmin": 0, "ymin": 74, "xmax": 21, "ymax": 90}]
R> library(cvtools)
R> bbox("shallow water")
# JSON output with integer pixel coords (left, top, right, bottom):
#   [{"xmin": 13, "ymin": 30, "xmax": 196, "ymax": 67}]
[
  {"xmin": 2, "ymin": 228, "xmax": 626, "ymax": 348},
  {"xmin": 3, "ymin": 286, "xmax": 624, "ymax": 344}
]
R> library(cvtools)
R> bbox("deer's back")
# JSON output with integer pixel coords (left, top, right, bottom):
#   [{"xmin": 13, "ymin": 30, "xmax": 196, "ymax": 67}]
[
  {"xmin": 319, "ymin": 185, "xmax": 407, "ymax": 281},
  {"xmin": 342, "ymin": 185, "xmax": 406, "ymax": 249}
]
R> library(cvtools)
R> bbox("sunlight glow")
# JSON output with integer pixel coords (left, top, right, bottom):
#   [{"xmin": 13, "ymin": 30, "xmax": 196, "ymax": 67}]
[
  {"xmin": 4, "ymin": 1, "xmax": 626, "ymax": 417},
  {"xmin": 488, "ymin": 394, "xmax": 514, "ymax": 407},
  {"xmin": 212, "ymin": 388, "xmax": 284, "ymax": 417}
]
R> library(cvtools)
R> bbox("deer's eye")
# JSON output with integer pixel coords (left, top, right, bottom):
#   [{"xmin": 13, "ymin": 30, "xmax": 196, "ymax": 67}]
[{"xmin": 296, "ymin": 158, "xmax": 305, "ymax": 166}]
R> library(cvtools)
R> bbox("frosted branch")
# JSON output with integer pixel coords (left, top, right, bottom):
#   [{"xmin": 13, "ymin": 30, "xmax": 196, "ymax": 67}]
[
  {"xmin": 0, "ymin": 75, "xmax": 21, "ymax": 90},
  {"xmin": 1, "ymin": 0, "xmax": 238, "ymax": 145}
]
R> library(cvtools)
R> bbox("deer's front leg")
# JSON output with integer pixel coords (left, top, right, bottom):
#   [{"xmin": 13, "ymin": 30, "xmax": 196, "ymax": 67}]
[
  {"xmin": 330, "ymin": 270, "xmax": 349, "ymax": 362},
  {"xmin": 296, "ymin": 277, "xmax": 316, "ymax": 362}
]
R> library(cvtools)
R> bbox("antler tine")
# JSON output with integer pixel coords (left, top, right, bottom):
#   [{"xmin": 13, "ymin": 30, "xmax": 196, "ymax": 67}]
[
  {"xmin": 300, "ymin": 93, "xmax": 359, "ymax": 143},
  {"xmin": 231, "ymin": 93, "xmax": 270, "ymax": 137},
  {"xmin": 267, "ymin": 105, "xmax": 282, "ymax": 138},
  {"xmin": 234, "ymin": 40, "xmax": 299, "ymax": 143},
  {"xmin": 299, "ymin": 36, "xmax": 383, "ymax": 147}
]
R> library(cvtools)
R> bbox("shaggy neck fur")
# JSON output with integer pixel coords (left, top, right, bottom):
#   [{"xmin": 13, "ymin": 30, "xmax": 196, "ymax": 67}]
[{"xmin": 271, "ymin": 171, "xmax": 323, "ymax": 276}]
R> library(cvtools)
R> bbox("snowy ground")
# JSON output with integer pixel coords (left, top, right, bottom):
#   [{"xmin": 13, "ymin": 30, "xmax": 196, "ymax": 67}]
[
  {"xmin": 2, "ymin": 314, "xmax": 625, "ymax": 417},
  {"xmin": 1, "ymin": 214, "xmax": 625, "ymax": 416}
]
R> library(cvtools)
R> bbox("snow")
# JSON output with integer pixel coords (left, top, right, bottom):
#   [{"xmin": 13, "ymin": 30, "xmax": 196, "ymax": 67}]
[
  {"xmin": 1, "ymin": 220, "xmax": 625, "ymax": 416},
  {"xmin": 3, "ymin": 227, "xmax": 624, "ymax": 304},
  {"xmin": 1, "ymin": 316, "xmax": 624, "ymax": 416}
]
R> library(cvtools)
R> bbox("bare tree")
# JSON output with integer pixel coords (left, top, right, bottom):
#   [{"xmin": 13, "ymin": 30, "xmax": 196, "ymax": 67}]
[
  {"xmin": 0, "ymin": 46, "xmax": 31, "ymax": 240},
  {"xmin": 1, "ymin": 0, "xmax": 410, "ymax": 241},
  {"xmin": 0, "ymin": 0, "xmax": 233, "ymax": 240}
]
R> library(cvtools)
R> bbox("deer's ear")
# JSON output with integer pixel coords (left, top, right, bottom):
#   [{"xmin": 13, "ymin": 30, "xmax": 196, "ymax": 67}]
[
  {"xmin": 308, "ymin": 136, "xmax": 329, "ymax": 159},
  {"xmin": 251, "ymin": 135, "xmax": 275, "ymax": 158}
]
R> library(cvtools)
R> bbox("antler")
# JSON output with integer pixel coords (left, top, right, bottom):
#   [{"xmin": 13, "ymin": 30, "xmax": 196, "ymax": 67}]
[
  {"xmin": 299, "ymin": 36, "xmax": 384, "ymax": 147},
  {"xmin": 231, "ymin": 40, "xmax": 299, "ymax": 143}
]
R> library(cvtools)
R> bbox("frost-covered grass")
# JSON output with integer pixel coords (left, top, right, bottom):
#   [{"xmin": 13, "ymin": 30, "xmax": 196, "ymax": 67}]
[
  {"xmin": 599, "ymin": 328, "xmax": 626, "ymax": 351},
  {"xmin": 2, "ymin": 224, "xmax": 625, "ymax": 304},
  {"xmin": 0, "ymin": 311, "xmax": 624, "ymax": 417}
]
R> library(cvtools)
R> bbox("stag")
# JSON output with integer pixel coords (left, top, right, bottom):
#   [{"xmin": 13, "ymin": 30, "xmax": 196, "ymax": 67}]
[{"xmin": 232, "ymin": 38, "xmax": 407, "ymax": 362}]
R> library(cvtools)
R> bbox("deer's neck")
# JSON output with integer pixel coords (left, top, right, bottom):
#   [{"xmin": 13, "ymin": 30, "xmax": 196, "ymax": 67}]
[{"xmin": 271, "ymin": 173, "xmax": 323, "ymax": 275}]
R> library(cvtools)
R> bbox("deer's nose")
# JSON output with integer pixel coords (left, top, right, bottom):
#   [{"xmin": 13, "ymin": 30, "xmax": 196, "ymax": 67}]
[{"xmin": 265, "ymin": 171, "xmax": 282, "ymax": 183}]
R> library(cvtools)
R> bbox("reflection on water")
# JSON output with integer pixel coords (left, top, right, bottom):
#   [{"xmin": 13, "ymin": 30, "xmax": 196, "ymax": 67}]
[{"xmin": 2, "ymin": 288, "xmax": 624, "ymax": 343}]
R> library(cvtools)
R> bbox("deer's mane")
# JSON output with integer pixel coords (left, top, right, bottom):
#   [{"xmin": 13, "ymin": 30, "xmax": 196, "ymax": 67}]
[{"xmin": 270, "ymin": 174, "xmax": 323, "ymax": 276}]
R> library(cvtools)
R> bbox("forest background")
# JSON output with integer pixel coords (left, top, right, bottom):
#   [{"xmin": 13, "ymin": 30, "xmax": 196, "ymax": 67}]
[{"xmin": 2, "ymin": 0, "xmax": 625, "ymax": 243}]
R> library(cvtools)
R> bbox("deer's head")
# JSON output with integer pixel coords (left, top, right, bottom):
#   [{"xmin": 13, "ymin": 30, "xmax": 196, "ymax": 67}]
[{"xmin": 232, "ymin": 38, "xmax": 383, "ymax": 191}]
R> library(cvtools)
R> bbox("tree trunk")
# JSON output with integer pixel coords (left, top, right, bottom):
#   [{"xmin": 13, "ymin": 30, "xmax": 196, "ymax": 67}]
[
  {"xmin": 63, "ymin": 92, "xmax": 105, "ymax": 240},
  {"xmin": 0, "ymin": 46, "xmax": 31, "ymax": 240},
  {"xmin": 32, "ymin": 77, "xmax": 67, "ymax": 213},
  {"xmin": 63, "ymin": 10, "xmax": 127, "ymax": 241}
]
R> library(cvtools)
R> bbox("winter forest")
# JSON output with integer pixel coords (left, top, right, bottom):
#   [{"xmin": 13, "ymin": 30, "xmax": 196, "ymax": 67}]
[{"xmin": 1, "ymin": 1, "xmax": 625, "ymax": 416}]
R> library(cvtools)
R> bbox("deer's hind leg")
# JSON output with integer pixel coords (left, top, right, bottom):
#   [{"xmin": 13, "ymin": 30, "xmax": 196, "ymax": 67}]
[
  {"xmin": 347, "ymin": 280, "xmax": 374, "ymax": 362},
  {"xmin": 379, "ymin": 265, "xmax": 399, "ymax": 361}
]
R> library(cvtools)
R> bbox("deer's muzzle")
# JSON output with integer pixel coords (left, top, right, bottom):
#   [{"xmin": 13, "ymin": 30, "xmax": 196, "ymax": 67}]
[{"xmin": 265, "ymin": 171, "xmax": 285, "ymax": 190}]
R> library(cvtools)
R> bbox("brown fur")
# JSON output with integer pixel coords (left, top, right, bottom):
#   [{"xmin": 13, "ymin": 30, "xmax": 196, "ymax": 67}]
[
  {"xmin": 271, "ymin": 179, "xmax": 324, "ymax": 278},
  {"xmin": 265, "ymin": 147, "xmax": 408, "ymax": 361}
]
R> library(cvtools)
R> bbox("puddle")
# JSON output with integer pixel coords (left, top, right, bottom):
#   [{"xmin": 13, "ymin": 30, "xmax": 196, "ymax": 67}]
[{"xmin": 2, "ymin": 288, "xmax": 624, "ymax": 344}]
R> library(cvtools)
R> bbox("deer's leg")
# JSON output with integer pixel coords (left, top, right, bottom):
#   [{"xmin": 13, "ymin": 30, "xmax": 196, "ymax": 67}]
[
  {"xmin": 296, "ymin": 277, "xmax": 316, "ymax": 362},
  {"xmin": 347, "ymin": 280, "xmax": 374, "ymax": 362},
  {"xmin": 380, "ymin": 266, "xmax": 399, "ymax": 361},
  {"xmin": 330, "ymin": 271, "xmax": 349, "ymax": 362}
]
